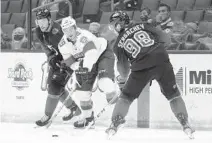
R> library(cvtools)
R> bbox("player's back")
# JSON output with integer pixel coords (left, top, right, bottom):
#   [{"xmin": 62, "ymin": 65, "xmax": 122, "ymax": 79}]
[{"xmin": 114, "ymin": 23, "xmax": 170, "ymax": 71}]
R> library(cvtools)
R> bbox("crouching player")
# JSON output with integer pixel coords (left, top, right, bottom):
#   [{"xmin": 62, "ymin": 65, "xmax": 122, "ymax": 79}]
[
  {"xmin": 34, "ymin": 8, "xmax": 81, "ymax": 127},
  {"xmin": 105, "ymin": 11, "xmax": 195, "ymax": 139},
  {"xmin": 58, "ymin": 16, "xmax": 120, "ymax": 128}
]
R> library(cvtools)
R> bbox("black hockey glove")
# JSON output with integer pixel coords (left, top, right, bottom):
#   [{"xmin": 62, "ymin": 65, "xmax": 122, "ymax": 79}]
[
  {"xmin": 60, "ymin": 63, "xmax": 74, "ymax": 76},
  {"xmin": 75, "ymin": 67, "xmax": 97, "ymax": 88},
  {"xmin": 47, "ymin": 54, "xmax": 59, "ymax": 69},
  {"xmin": 51, "ymin": 63, "xmax": 73, "ymax": 87},
  {"xmin": 51, "ymin": 70, "xmax": 70, "ymax": 86}
]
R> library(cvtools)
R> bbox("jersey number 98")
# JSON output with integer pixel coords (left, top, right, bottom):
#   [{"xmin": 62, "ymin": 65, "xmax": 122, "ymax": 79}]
[{"xmin": 124, "ymin": 31, "xmax": 154, "ymax": 58}]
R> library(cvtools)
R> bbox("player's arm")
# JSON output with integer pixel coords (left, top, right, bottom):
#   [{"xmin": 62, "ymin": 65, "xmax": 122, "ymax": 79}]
[
  {"xmin": 147, "ymin": 24, "xmax": 172, "ymax": 46},
  {"xmin": 61, "ymin": 41, "xmax": 98, "ymax": 71},
  {"xmin": 62, "ymin": 55, "xmax": 76, "ymax": 67},
  {"xmin": 117, "ymin": 59, "xmax": 130, "ymax": 80},
  {"xmin": 82, "ymin": 41, "xmax": 98, "ymax": 71},
  {"xmin": 113, "ymin": 45, "xmax": 130, "ymax": 90},
  {"xmin": 113, "ymin": 45, "xmax": 130, "ymax": 80}
]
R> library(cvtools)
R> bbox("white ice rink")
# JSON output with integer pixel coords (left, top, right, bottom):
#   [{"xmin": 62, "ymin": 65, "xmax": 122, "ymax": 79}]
[{"xmin": 0, "ymin": 123, "xmax": 212, "ymax": 143}]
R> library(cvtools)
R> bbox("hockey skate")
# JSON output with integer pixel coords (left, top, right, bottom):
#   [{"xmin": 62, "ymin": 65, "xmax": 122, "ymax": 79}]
[
  {"xmin": 62, "ymin": 102, "xmax": 81, "ymax": 123},
  {"xmin": 35, "ymin": 114, "xmax": 51, "ymax": 127},
  {"xmin": 177, "ymin": 113, "xmax": 195, "ymax": 139},
  {"xmin": 183, "ymin": 123, "xmax": 195, "ymax": 139},
  {"xmin": 105, "ymin": 115, "xmax": 126, "ymax": 139},
  {"xmin": 73, "ymin": 111, "xmax": 95, "ymax": 129}
]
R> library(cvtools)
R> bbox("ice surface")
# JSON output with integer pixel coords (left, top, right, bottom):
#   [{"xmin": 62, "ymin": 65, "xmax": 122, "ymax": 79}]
[{"xmin": 0, "ymin": 123, "xmax": 212, "ymax": 143}]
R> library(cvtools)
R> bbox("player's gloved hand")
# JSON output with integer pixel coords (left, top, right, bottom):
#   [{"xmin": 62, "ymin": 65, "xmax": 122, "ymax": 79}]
[
  {"xmin": 47, "ymin": 54, "xmax": 58, "ymax": 68},
  {"xmin": 75, "ymin": 67, "xmax": 96, "ymax": 89},
  {"xmin": 60, "ymin": 63, "xmax": 74, "ymax": 76},
  {"xmin": 51, "ymin": 70, "xmax": 70, "ymax": 86},
  {"xmin": 116, "ymin": 75, "xmax": 127, "ymax": 91},
  {"xmin": 60, "ymin": 62, "xmax": 68, "ymax": 71}
]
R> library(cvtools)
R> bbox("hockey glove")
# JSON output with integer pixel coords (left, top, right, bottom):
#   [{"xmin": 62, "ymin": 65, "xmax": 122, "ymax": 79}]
[
  {"xmin": 60, "ymin": 63, "xmax": 74, "ymax": 76},
  {"xmin": 51, "ymin": 70, "xmax": 71, "ymax": 87},
  {"xmin": 75, "ymin": 67, "xmax": 97, "ymax": 88},
  {"xmin": 47, "ymin": 54, "xmax": 59, "ymax": 69}
]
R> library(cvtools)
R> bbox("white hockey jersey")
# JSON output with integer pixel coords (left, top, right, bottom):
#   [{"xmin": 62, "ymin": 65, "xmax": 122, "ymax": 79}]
[{"xmin": 58, "ymin": 28, "xmax": 107, "ymax": 71}]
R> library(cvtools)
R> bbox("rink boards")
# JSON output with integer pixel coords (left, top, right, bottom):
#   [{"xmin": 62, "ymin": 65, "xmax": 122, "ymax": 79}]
[{"xmin": 0, "ymin": 53, "xmax": 212, "ymax": 130}]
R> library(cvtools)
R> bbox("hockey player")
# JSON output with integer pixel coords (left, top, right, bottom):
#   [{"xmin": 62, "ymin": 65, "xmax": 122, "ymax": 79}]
[
  {"xmin": 58, "ymin": 16, "xmax": 119, "ymax": 128},
  {"xmin": 105, "ymin": 11, "xmax": 195, "ymax": 139},
  {"xmin": 34, "ymin": 8, "xmax": 80, "ymax": 126}
]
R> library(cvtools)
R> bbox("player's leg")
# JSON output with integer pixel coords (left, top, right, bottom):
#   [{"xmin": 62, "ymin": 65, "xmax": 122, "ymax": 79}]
[
  {"xmin": 73, "ymin": 70, "xmax": 97, "ymax": 128},
  {"xmin": 106, "ymin": 69, "xmax": 152, "ymax": 135},
  {"xmin": 59, "ymin": 89, "xmax": 81, "ymax": 122},
  {"xmin": 35, "ymin": 69, "xmax": 79, "ymax": 126},
  {"xmin": 35, "ymin": 69, "xmax": 63, "ymax": 126},
  {"xmin": 97, "ymin": 48, "xmax": 119, "ymax": 104},
  {"xmin": 51, "ymin": 69, "xmax": 81, "ymax": 122},
  {"xmin": 73, "ymin": 90, "xmax": 94, "ymax": 128},
  {"xmin": 156, "ymin": 61, "xmax": 194, "ymax": 138}
]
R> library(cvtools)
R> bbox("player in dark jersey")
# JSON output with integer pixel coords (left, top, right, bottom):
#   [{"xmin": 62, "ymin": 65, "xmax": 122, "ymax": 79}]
[
  {"xmin": 105, "ymin": 11, "xmax": 195, "ymax": 139},
  {"xmin": 35, "ymin": 8, "xmax": 80, "ymax": 127}
]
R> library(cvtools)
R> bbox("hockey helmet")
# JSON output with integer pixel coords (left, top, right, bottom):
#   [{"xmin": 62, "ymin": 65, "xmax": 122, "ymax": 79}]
[
  {"xmin": 36, "ymin": 8, "xmax": 51, "ymax": 20},
  {"xmin": 61, "ymin": 16, "xmax": 76, "ymax": 30},
  {"xmin": 110, "ymin": 11, "xmax": 130, "ymax": 25},
  {"xmin": 109, "ymin": 11, "xmax": 130, "ymax": 32}
]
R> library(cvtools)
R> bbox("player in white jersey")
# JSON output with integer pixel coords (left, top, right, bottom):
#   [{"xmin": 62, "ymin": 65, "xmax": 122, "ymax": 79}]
[{"xmin": 58, "ymin": 16, "xmax": 119, "ymax": 128}]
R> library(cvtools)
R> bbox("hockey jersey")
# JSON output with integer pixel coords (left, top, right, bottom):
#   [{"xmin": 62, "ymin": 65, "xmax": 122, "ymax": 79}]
[
  {"xmin": 35, "ymin": 21, "xmax": 63, "ymax": 57},
  {"xmin": 58, "ymin": 28, "xmax": 107, "ymax": 71},
  {"xmin": 114, "ymin": 23, "xmax": 170, "ymax": 72}
]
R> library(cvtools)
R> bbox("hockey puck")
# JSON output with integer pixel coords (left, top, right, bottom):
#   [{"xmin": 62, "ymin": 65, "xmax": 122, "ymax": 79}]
[{"xmin": 52, "ymin": 134, "xmax": 59, "ymax": 137}]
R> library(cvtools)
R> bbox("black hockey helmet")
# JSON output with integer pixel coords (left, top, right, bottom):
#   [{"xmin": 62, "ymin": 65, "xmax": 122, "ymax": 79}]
[
  {"xmin": 36, "ymin": 8, "xmax": 51, "ymax": 20},
  {"xmin": 109, "ymin": 11, "xmax": 130, "ymax": 25}
]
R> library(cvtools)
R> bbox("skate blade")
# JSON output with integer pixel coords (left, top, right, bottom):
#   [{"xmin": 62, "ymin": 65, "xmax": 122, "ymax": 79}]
[
  {"xmin": 34, "ymin": 123, "xmax": 50, "ymax": 129},
  {"xmin": 85, "ymin": 121, "xmax": 95, "ymax": 130},
  {"xmin": 63, "ymin": 115, "xmax": 78, "ymax": 124},
  {"xmin": 74, "ymin": 125, "xmax": 95, "ymax": 130},
  {"xmin": 45, "ymin": 121, "xmax": 53, "ymax": 129},
  {"xmin": 34, "ymin": 125, "xmax": 49, "ymax": 129},
  {"xmin": 63, "ymin": 119, "xmax": 74, "ymax": 124},
  {"xmin": 106, "ymin": 129, "xmax": 116, "ymax": 140},
  {"xmin": 184, "ymin": 128, "xmax": 195, "ymax": 139},
  {"xmin": 34, "ymin": 125, "xmax": 42, "ymax": 129},
  {"xmin": 106, "ymin": 124, "xmax": 125, "ymax": 140}
]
